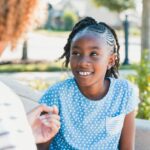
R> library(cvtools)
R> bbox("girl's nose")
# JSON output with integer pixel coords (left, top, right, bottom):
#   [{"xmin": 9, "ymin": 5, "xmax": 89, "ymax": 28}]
[{"xmin": 78, "ymin": 56, "xmax": 91, "ymax": 67}]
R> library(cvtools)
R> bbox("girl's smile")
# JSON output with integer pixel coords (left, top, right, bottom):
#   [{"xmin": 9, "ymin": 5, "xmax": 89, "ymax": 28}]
[{"xmin": 78, "ymin": 71, "xmax": 93, "ymax": 76}]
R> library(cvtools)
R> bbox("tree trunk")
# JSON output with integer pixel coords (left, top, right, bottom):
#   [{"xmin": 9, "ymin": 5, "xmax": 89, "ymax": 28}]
[
  {"xmin": 141, "ymin": 0, "xmax": 150, "ymax": 59},
  {"xmin": 21, "ymin": 40, "xmax": 28, "ymax": 60}
]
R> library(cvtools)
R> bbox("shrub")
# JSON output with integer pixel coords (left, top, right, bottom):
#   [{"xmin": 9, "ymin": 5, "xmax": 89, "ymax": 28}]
[
  {"xmin": 63, "ymin": 10, "xmax": 78, "ymax": 31},
  {"xmin": 127, "ymin": 50, "xmax": 150, "ymax": 120}
]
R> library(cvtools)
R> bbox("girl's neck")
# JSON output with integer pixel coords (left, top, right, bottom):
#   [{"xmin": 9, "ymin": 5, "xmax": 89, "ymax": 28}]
[{"xmin": 78, "ymin": 79, "xmax": 110, "ymax": 101}]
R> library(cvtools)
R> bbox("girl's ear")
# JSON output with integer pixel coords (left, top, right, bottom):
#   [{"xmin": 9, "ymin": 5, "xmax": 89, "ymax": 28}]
[{"xmin": 108, "ymin": 53, "xmax": 116, "ymax": 69}]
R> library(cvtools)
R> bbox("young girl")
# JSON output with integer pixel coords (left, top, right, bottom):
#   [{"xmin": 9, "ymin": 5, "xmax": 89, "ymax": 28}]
[{"xmin": 38, "ymin": 17, "xmax": 140, "ymax": 150}]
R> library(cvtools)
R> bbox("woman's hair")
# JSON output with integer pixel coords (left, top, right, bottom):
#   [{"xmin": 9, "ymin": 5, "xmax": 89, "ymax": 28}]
[
  {"xmin": 59, "ymin": 17, "xmax": 120, "ymax": 78},
  {"xmin": 0, "ymin": 0, "xmax": 38, "ymax": 49}
]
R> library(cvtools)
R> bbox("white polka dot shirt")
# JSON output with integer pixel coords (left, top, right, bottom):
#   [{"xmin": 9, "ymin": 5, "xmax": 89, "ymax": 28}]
[{"xmin": 39, "ymin": 77, "xmax": 140, "ymax": 150}]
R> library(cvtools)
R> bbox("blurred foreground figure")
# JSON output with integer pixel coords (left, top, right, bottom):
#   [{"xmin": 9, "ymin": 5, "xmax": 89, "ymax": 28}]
[{"xmin": 0, "ymin": 1, "xmax": 60, "ymax": 149}]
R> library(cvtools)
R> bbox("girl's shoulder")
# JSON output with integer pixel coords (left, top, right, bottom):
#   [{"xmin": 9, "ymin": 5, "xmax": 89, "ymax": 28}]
[
  {"xmin": 108, "ymin": 78, "xmax": 140, "ymax": 115},
  {"xmin": 46, "ymin": 77, "xmax": 75, "ymax": 92},
  {"xmin": 110, "ymin": 77, "xmax": 139, "ymax": 97},
  {"xmin": 39, "ymin": 78, "xmax": 75, "ymax": 105},
  {"xmin": 110, "ymin": 77, "xmax": 136, "ymax": 89}
]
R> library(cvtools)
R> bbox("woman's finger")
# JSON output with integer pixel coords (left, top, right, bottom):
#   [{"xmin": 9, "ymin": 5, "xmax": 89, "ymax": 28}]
[
  {"xmin": 50, "ymin": 124, "xmax": 60, "ymax": 134},
  {"xmin": 52, "ymin": 105, "xmax": 59, "ymax": 114},
  {"xmin": 28, "ymin": 104, "xmax": 53, "ymax": 117},
  {"xmin": 39, "ymin": 114, "xmax": 60, "ymax": 121},
  {"xmin": 42, "ymin": 118, "xmax": 61, "ymax": 128}
]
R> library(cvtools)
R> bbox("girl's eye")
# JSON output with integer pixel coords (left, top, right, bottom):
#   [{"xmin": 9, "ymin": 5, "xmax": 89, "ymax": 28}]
[
  {"xmin": 72, "ymin": 51, "xmax": 80, "ymax": 56},
  {"xmin": 90, "ymin": 52, "xmax": 98, "ymax": 56}
]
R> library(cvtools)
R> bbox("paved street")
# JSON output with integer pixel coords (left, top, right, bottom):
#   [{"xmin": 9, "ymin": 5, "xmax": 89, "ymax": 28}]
[{"xmin": 0, "ymin": 32, "xmax": 141, "ymax": 64}]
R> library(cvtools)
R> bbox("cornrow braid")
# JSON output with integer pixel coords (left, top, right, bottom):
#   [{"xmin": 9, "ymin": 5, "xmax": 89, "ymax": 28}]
[
  {"xmin": 98, "ymin": 22, "xmax": 120, "ymax": 78},
  {"xmin": 59, "ymin": 17, "xmax": 120, "ymax": 78}
]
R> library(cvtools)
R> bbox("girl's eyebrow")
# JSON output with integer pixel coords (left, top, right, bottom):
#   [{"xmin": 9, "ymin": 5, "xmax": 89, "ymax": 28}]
[
  {"xmin": 90, "ymin": 46, "xmax": 100, "ymax": 50},
  {"xmin": 71, "ymin": 46, "xmax": 81, "ymax": 49},
  {"xmin": 87, "ymin": 46, "xmax": 102, "ymax": 52}
]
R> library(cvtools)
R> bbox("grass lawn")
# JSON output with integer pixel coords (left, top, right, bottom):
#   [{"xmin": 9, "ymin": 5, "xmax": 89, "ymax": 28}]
[{"xmin": 0, "ymin": 61, "xmax": 68, "ymax": 72}]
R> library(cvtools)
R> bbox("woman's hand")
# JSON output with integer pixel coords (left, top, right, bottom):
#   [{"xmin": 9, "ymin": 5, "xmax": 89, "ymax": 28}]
[{"xmin": 27, "ymin": 105, "xmax": 60, "ymax": 144}]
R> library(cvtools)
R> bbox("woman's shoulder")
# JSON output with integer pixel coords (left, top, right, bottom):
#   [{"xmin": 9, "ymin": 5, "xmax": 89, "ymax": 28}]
[{"xmin": 0, "ymin": 81, "xmax": 20, "ymax": 101}]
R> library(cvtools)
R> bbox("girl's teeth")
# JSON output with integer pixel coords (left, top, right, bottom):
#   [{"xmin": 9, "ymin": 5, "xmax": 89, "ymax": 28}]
[{"xmin": 79, "ymin": 72, "xmax": 91, "ymax": 76}]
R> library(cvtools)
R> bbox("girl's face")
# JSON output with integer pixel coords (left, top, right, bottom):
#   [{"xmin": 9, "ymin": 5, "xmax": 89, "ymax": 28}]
[{"xmin": 70, "ymin": 31, "xmax": 115, "ymax": 88}]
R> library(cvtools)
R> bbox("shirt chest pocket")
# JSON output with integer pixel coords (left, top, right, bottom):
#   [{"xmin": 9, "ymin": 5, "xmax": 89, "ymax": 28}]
[{"xmin": 106, "ymin": 114, "xmax": 125, "ymax": 135}]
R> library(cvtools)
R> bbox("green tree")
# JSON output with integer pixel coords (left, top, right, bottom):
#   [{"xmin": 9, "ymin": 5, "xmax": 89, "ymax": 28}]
[
  {"xmin": 63, "ymin": 10, "xmax": 78, "ymax": 31},
  {"xmin": 92, "ymin": 0, "xmax": 135, "ymax": 12},
  {"xmin": 127, "ymin": 50, "xmax": 150, "ymax": 120}
]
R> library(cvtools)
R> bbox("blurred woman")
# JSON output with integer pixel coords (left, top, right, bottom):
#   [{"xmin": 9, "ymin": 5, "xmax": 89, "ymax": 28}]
[{"xmin": 0, "ymin": 1, "xmax": 60, "ymax": 149}]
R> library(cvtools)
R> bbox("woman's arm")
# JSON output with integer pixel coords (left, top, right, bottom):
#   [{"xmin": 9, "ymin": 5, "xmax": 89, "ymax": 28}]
[{"xmin": 119, "ymin": 111, "xmax": 136, "ymax": 150}]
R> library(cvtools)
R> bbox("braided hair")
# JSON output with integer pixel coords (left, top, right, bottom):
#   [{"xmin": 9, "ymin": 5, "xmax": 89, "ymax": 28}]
[{"xmin": 59, "ymin": 17, "xmax": 120, "ymax": 78}]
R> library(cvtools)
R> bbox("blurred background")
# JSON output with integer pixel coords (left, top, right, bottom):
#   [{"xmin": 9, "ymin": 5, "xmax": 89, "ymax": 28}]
[
  {"xmin": 0, "ymin": 0, "xmax": 150, "ymax": 120},
  {"xmin": 0, "ymin": 0, "xmax": 142, "ymax": 63}
]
